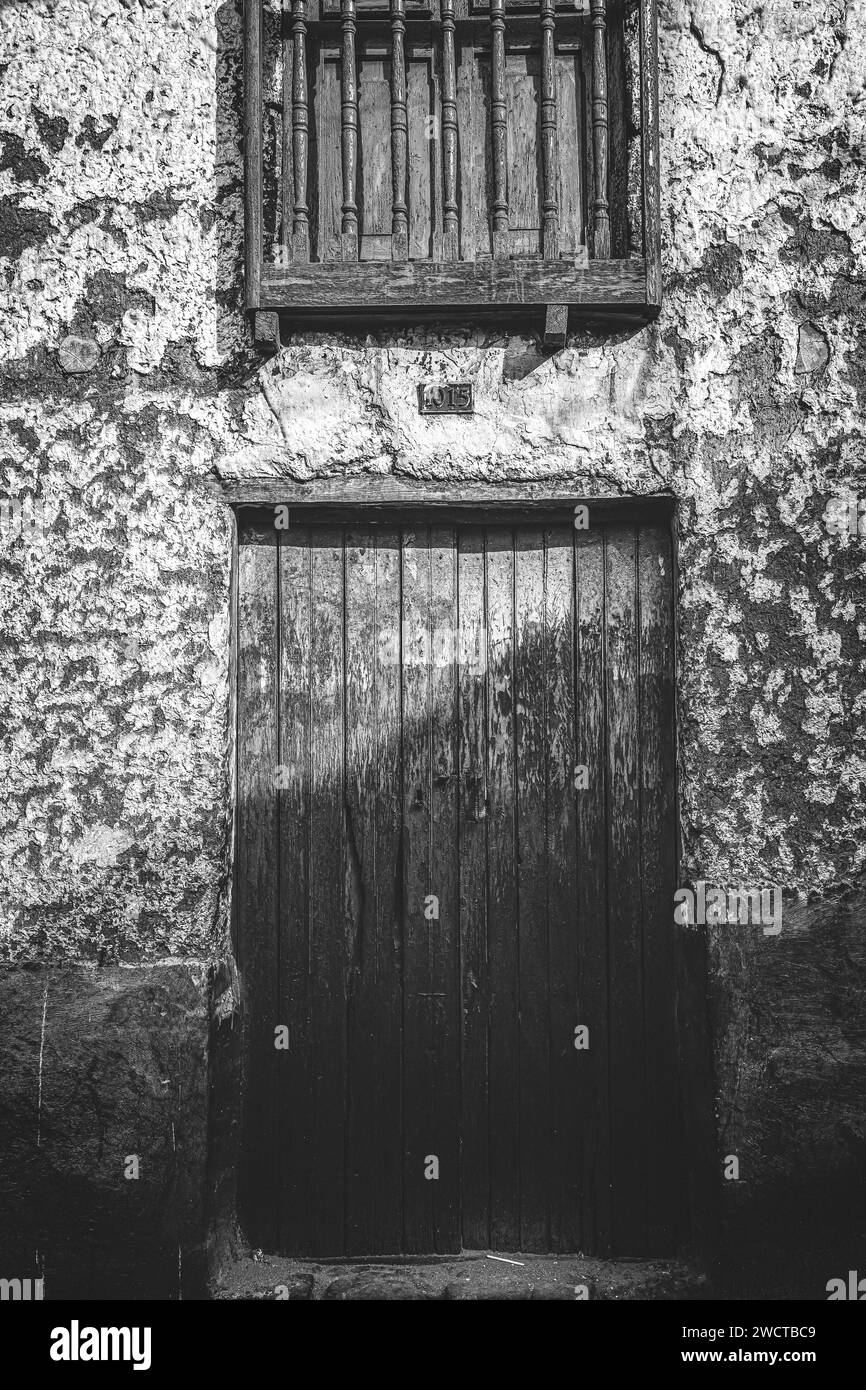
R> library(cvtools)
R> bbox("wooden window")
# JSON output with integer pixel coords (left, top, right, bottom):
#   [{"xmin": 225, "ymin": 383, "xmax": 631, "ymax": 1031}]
[{"xmin": 245, "ymin": 0, "xmax": 661, "ymax": 343}]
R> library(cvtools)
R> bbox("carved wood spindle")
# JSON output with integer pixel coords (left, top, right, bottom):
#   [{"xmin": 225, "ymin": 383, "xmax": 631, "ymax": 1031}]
[
  {"xmin": 280, "ymin": 1, "xmax": 294, "ymax": 261},
  {"xmin": 292, "ymin": 0, "xmax": 310, "ymax": 261},
  {"xmin": 539, "ymin": 0, "xmax": 559, "ymax": 259},
  {"xmin": 389, "ymin": 0, "xmax": 409, "ymax": 261},
  {"xmin": 590, "ymin": 0, "xmax": 610, "ymax": 258},
  {"xmin": 441, "ymin": 0, "xmax": 459, "ymax": 260},
  {"xmin": 490, "ymin": 0, "xmax": 509, "ymax": 257},
  {"xmin": 340, "ymin": 0, "xmax": 359, "ymax": 259}
]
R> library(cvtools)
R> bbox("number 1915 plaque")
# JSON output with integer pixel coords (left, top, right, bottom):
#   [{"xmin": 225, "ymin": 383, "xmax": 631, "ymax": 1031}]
[{"xmin": 418, "ymin": 381, "xmax": 475, "ymax": 415}]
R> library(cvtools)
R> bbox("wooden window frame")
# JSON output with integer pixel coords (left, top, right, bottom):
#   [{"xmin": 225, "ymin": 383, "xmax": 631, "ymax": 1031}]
[{"xmin": 244, "ymin": 0, "xmax": 661, "ymax": 345}]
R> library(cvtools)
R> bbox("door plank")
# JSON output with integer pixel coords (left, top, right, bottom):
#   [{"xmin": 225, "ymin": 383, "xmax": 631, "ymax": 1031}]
[
  {"xmin": 514, "ymin": 528, "xmax": 550, "ymax": 1249},
  {"xmin": 307, "ymin": 530, "xmax": 348, "ymax": 1254},
  {"xmin": 237, "ymin": 535, "xmax": 280, "ymax": 1248},
  {"xmin": 429, "ymin": 527, "xmax": 461, "ymax": 1252},
  {"xmin": 486, "ymin": 527, "xmax": 520, "ymax": 1249},
  {"xmin": 278, "ymin": 528, "xmax": 313, "ymax": 1251},
  {"xmin": 401, "ymin": 526, "xmax": 435, "ymax": 1251},
  {"xmin": 605, "ymin": 524, "xmax": 647, "ymax": 1254},
  {"xmin": 574, "ymin": 525, "xmax": 611, "ymax": 1253},
  {"xmin": 457, "ymin": 527, "xmax": 490, "ymax": 1248},
  {"xmin": 638, "ymin": 523, "xmax": 680, "ymax": 1252},
  {"xmin": 545, "ymin": 525, "xmax": 580, "ymax": 1252},
  {"xmin": 344, "ymin": 529, "xmax": 404, "ymax": 1253}
]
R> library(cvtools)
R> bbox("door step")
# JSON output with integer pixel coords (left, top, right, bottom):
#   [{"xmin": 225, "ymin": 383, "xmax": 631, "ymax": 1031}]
[{"xmin": 212, "ymin": 1252, "xmax": 710, "ymax": 1301}]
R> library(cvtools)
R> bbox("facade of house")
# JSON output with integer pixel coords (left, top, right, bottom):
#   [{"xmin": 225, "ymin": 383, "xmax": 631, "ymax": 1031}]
[{"xmin": 0, "ymin": 0, "xmax": 863, "ymax": 1299}]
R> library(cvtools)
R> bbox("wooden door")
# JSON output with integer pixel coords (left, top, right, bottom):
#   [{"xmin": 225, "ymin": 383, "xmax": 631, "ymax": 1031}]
[{"xmin": 236, "ymin": 512, "xmax": 682, "ymax": 1256}]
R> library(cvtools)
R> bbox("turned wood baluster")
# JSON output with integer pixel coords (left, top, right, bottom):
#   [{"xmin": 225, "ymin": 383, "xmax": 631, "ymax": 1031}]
[
  {"xmin": 441, "ymin": 0, "xmax": 459, "ymax": 260},
  {"xmin": 389, "ymin": 0, "xmax": 409, "ymax": 261},
  {"xmin": 590, "ymin": 0, "xmax": 610, "ymax": 258},
  {"xmin": 340, "ymin": 0, "xmax": 359, "ymax": 259},
  {"xmin": 490, "ymin": 0, "xmax": 509, "ymax": 257},
  {"xmin": 280, "ymin": 1, "xmax": 293, "ymax": 261},
  {"xmin": 540, "ymin": 0, "xmax": 559, "ymax": 259},
  {"xmin": 292, "ymin": 0, "xmax": 310, "ymax": 261}
]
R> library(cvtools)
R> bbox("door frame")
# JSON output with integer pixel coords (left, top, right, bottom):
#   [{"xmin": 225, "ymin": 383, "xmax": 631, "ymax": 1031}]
[{"xmin": 220, "ymin": 480, "xmax": 718, "ymax": 1261}]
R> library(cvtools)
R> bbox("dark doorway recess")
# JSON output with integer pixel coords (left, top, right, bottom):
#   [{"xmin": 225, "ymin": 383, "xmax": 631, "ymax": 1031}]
[{"xmin": 235, "ymin": 504, "xmax": 688, "ymax": 1256}]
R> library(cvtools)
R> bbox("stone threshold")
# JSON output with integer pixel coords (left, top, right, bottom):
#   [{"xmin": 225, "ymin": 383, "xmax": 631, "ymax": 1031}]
[{"xmin": 213, "ymin": 1252, "xmax": 710, "ymax": 1301}]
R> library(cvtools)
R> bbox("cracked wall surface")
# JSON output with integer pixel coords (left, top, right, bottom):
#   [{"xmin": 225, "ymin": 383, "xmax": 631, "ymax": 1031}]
[{"xmin": 0, "ymin": 0, "xmax": 864, "ymax": 1295}]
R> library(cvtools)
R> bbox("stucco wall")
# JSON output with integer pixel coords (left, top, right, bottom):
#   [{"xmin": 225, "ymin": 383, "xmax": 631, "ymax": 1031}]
[{"xmin": 0, "ymin": 0, "xmax": 864, "ymax": 1297}]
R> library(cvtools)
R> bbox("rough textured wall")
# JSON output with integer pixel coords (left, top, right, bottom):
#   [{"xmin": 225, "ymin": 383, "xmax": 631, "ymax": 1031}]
[{"xmin": 0, "ymin": 0, "xmax": 864, "ymax": 1296}]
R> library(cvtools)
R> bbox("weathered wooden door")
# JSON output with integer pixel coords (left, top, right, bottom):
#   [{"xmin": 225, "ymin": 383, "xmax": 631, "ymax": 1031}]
[{"xmin": 237, "ymin": 510, "xmax": 682, "ymax": 1256}]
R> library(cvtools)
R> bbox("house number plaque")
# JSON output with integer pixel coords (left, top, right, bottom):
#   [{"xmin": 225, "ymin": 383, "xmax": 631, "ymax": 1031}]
[{"xmin": 418, "ymin": 381, "xmax": 475, "ymax": 415}]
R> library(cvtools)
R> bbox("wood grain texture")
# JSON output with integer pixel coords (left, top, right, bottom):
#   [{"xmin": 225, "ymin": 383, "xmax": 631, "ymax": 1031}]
[
  {"xmin": 236, "ymin": 536, "xmax": 278, "ymax": 1246},
  {"xmin": 307, "ymin": 531, "xmax": 347, "ymax": 1252},
  {"xmin": 605, "ymin": 523, "xmax": 645, "ymax": 1254},
  {"xmin": 574, "ymin": 525, "xmax": 610, "ymax": 1253},
  {"xmin": 229, "ymin": 481, "xmax": 676, "ymax": 520},
  {"xmin": 277, "ymin": 528, "xmax": 313, "ymax": 1251},
  {"xmin": 260, "ymin": 256, "xmax": 648, "ymax": 307},
  {"xmin": 637, "ymin": 524, "xmax": 680, "ymax": 1252},
  {"xmin": 237, "ymin": 512, "xmax": 681, "ymax": 1257},
  {"xmin": 514, "ymin": 528, "xmax": 550, "ymax": 1249},
  {"xmin": 545, "ymin": 525, "xmax": 579, "ymax": 1252},
  {"xmin": 457, "ymin": 528, "xmax": 490, "ymax": 1247},
  {"xmin": 486, "ymin": 528, "xmax": 519, "ymax": 1248},
  {"xmin": 344, "ymin": 529, "xmax": 403, "ymax": 1253}
]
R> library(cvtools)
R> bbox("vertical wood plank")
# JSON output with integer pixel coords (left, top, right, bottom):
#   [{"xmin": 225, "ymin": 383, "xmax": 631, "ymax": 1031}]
[
  {"xmin": 605, "ymin": 524, "xmax": 645, "ymax": 1254},
  {"xmin": 430, "ymin": 527, "xmax": 461, "ymax": 1252},
  {"xmin": 441, "ymin": 0, "xmax": 459, "ymax": 260},
  {"xmin": 236, "ymin": 534, "xmax": 278, "ymax": 1246},
  {"xmin": 486, "ymin": 528, "xmax": 519, "ymax": 1248},
  {"xmin": 317, "ymin": 59, "xmax": 343, "ymax": 262},
  {"xmin": 390, "ymin": 0, "xmax": 409, "ymax": 260},
  {"xmin": 574, "ymin": 525, "xmax": 610, "ymax": 1254},
  {"xmin": 590, "ymin": 0, "xmax": 611, "ymax": 259},
  {"xmin": 640, "ymin": 0, "xmax": 661, "ymax": 304},
  {"xmin": 244, "ymin": 0, "xmax": 264, "ymax": 303},
  {"xmin": 638, "ymin": 524, "xmax": 680, "ymax": 1252},
  {"xmin": 545, "ymin": 525, "xmax": 579, "ymax": 1252},
  {"xmin": 408, "ymin": 62, "xmax": 434, "ymax": 260},
  {"xmin": 344, "ymin": 529, "xmax": 403, "ymax": 1254},
  {"xmin": 505, "ymin": 56, "xmax": 540, "ymax": 257},
  {"xmin": 402, "ymin": 527, "xmax": 460, "ymax": 1253},
  {"xmin": 340, "ymin": 0, "xmax": 359, "ymax": 259},
  {"xmin": 291, "ymin": 0, "xmax": 310, "ymax": 260},
  {"xmin": 277, "ymin": 528, "xmax": 313, "ymax": 1252},
  {"xmin": 307, "ymin": 530, "xmax": 346, "ymax": 1252},
  {"xmin": 489, "ymin": 0, "xmax": 509, "ymax": 257},
  {"xmin": 514, "ymin": 529, "xmax": 550, "ymax": 1250},
  {"xmin": 359, "ymin": 59, "xmax": 393, "ymax": 259},
  {"xmin": 457, "ymin": 527, "xmax": 489, "ymax": 1249},
  {"xmin": 539, "ymin": 0, "xmax": 559, "ymax": 259},
  {"xmin": 555, "ymin": 53, "xmax": 582, "ymax": 255},
  {"xmin": 401, "ymin": 527, "xmax": 433, "ymax": 1250}
]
